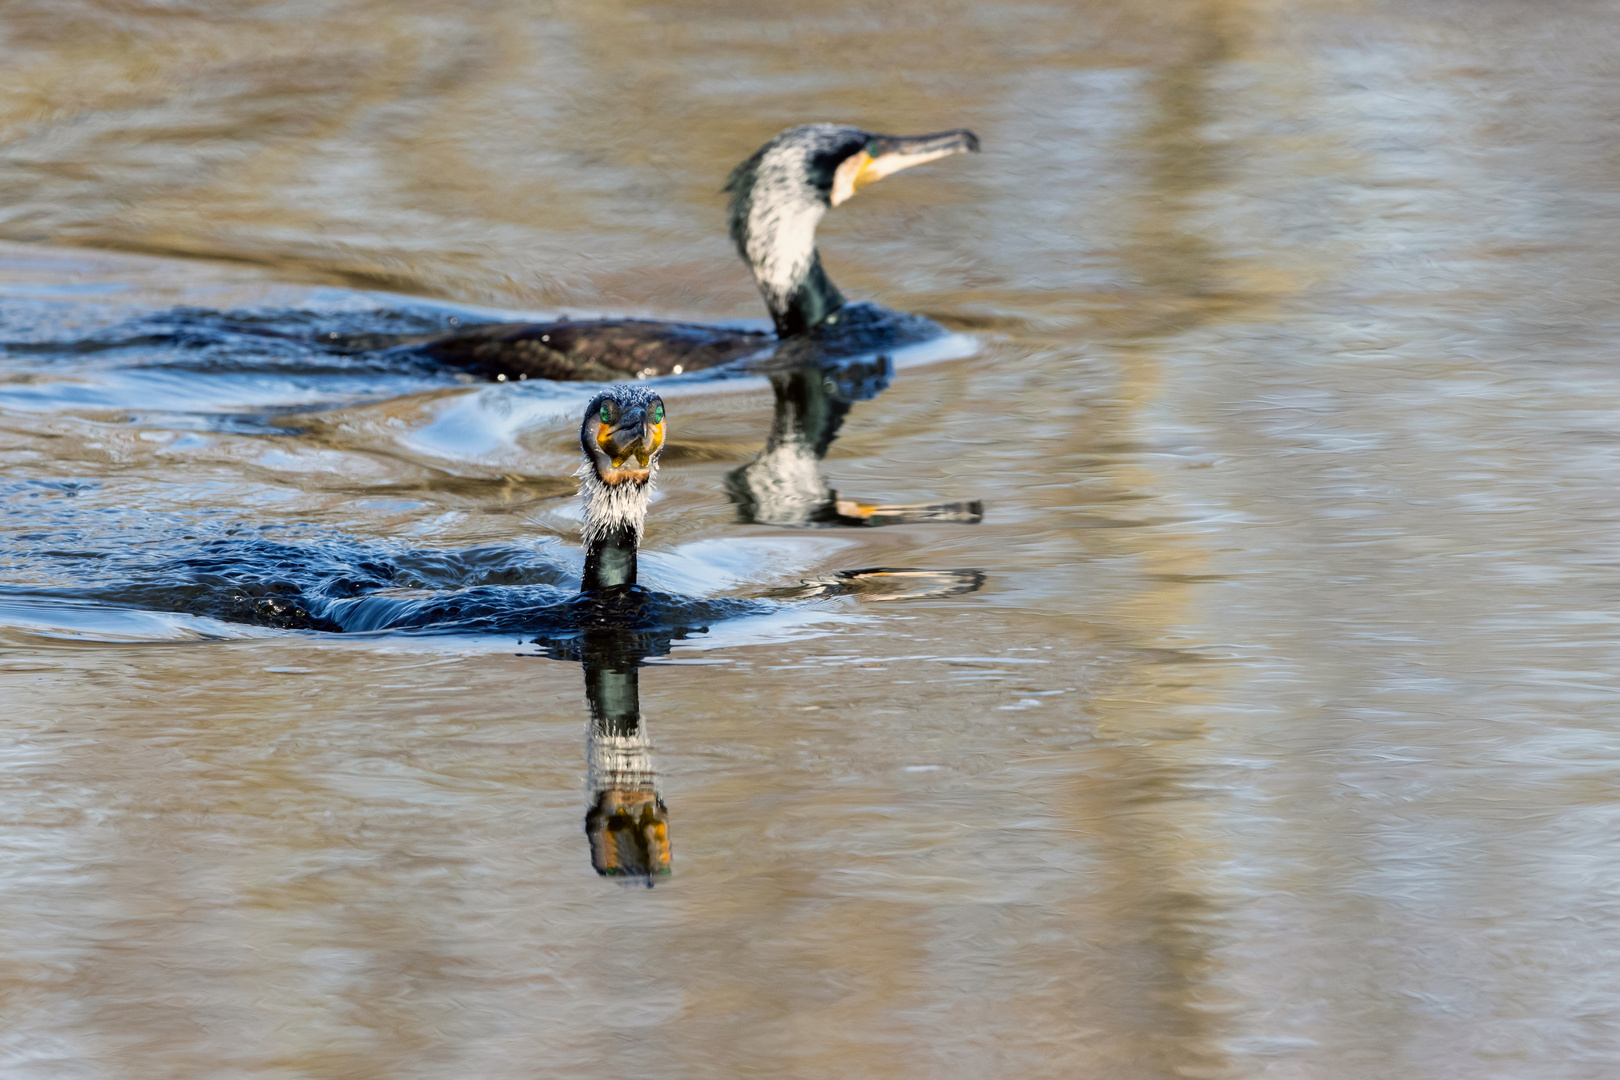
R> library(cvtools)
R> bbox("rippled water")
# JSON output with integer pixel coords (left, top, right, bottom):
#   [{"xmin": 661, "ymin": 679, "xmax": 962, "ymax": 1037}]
[{"xmin": 5, "ymin": 1, "xmax": 1620, "ymax": 1076}]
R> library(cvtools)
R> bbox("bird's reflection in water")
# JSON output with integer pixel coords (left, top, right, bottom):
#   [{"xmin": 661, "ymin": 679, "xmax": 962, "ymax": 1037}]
[
  {"xmin": 535, "ymin": 620, "xmax": 686, "ymax": 885},
  {"xmin": 580, "ymin": 635, "xmax": 670, "ymax": 882},
  {"xmin": 728, "ymin": 353, "xmax": 983, "ymax": 528},
  {"xmin": 536, "ymin": 558, "xmax": 988, "ymax": 882}
]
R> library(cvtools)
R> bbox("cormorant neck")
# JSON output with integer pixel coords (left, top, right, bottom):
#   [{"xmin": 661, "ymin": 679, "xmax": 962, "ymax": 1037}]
[
  {"xmin": 583, "ymin": 523, "xmax": 638, "ymax": 591},
  {"xmin": 578, "ymin": 468, "xmax": 652, "ymax": 593},
  {"xmin": 772, "ymin": 253, "xmax": 846, "ymax": 338},
  {"xmin": 733, "ymin": 193, "xmax": 845, "ymax": 338}
]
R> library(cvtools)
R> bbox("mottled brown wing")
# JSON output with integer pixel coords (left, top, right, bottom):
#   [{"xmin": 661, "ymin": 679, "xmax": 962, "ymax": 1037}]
[{"xmin": 415, "ymin": 319, "xmax": 773, "ymax": 382}]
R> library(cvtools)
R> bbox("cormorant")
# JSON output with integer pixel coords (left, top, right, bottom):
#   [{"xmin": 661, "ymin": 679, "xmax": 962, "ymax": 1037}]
[
  {"xmin": 9, "ymin": 382, "xmax": 982, "ymax": 636},
  {"xmin": 324, "ymin": 125, "xmax": 980, "ymax": 381},
  {"xmin": 319, "ymin": 382, "xmax": 681, "ymax": 632}
]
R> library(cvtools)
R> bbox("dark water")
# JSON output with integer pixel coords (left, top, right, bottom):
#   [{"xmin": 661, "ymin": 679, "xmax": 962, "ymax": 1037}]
[{"xmin": 5, "ymin": 1, "xmax": 1620, "ymax": 1076}]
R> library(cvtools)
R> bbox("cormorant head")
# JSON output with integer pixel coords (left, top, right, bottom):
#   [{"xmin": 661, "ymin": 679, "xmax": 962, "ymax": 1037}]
[
  {"xmin": 725, "ymin": 124, "xmax": 980, "ymax": 335},
  {"xmin": 580, "ymin": 384, "xmax": 667, "ymax": 488},
  {"xmin": 578, "ymin": 384, "xmax": 667, "ymax": 552}
]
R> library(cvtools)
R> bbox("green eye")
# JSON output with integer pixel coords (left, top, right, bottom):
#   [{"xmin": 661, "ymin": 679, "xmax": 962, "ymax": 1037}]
[
  {"xmin": 651, "ymin": 401, "xmax": 664, "ymax": 424},
  {"xmin": 599, "ymin": 404, "xmax": 612, "ymax": 424}
]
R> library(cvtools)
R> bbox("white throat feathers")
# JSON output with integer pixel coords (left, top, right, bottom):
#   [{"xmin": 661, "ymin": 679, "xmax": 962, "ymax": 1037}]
[{"xmin": 577, "ymin": 458, "xmax": 656, "ymax": 547}]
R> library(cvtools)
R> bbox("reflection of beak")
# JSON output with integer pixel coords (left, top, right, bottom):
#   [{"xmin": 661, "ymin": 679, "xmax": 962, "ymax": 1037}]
[
  {"xmin": 831, "ymin": 129, "xmax": 980, "ymax": 207},
  {"xmin": 833, "ymin": 496, "xmax": 983, "ymax": 526},
  {"xmin": 766, "ymin": 566, "xmax": 988, "ymax": 602}
]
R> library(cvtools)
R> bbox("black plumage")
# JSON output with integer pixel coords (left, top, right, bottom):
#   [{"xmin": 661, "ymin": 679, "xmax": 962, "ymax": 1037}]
[{"xmin": 414, "ymin": 318, "xmax": 769, "ymax": 382}]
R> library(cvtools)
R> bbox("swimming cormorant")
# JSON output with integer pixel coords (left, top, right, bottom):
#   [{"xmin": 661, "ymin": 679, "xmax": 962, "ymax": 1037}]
[
  {"xmin": 6, "ymin": 382, "xmax": 982, "ymax": 639},
  {"xmin": 324, "ymin": 125, "xmax": 980, "ymax": 381},
  {"xmin": 315, "ymin": 382, "xmax": 682, "ymax": 634}
]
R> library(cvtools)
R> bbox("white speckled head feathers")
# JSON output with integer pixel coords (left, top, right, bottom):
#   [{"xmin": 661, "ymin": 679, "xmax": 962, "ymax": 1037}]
[{"xmin": 725, "ymin": 125, "xmax": 868, "ymax": 331}]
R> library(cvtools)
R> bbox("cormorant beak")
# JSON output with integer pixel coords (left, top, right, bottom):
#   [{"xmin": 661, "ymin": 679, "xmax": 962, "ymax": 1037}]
[
  {"xmin": 591, "ymin": 406, "xmax": 665, "ymax": 486},
  {"xmin": 830, "ymin": 128, "xmax": 980, "ymax": 207}
]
